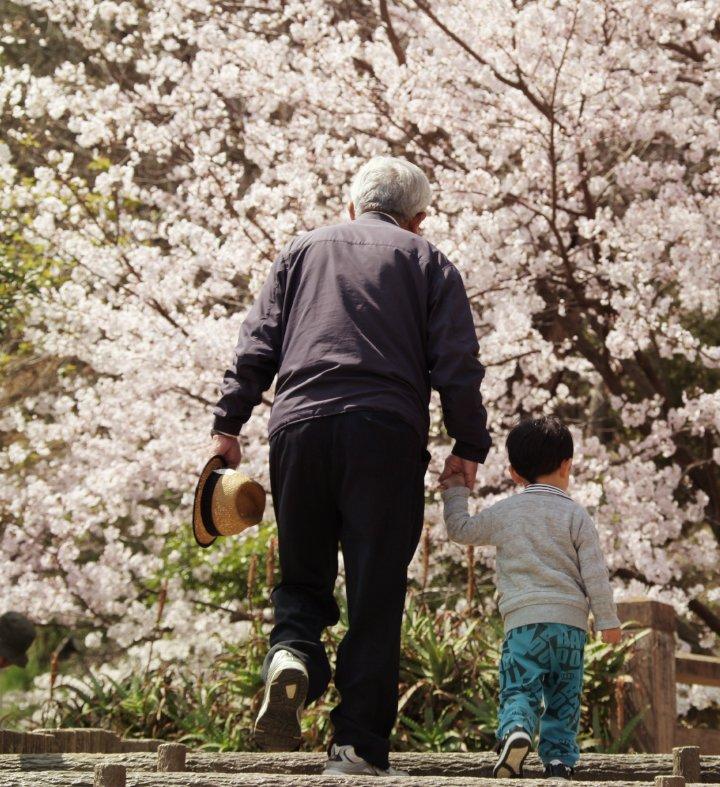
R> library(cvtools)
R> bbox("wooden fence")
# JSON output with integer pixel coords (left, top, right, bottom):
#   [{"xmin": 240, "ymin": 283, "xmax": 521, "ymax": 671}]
[
  {"xmin": 0, "ymin": 728, "xmax": 162, "ymax": 754},
  {"xmin": 617, "ymin": 598, "xmax": 720, "ymax": 755}
]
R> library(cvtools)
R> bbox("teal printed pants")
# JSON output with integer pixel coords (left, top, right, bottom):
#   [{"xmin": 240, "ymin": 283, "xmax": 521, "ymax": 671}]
[{"xmin": 497, "ymin": 623, "xmax": 586, "ymax": 767}]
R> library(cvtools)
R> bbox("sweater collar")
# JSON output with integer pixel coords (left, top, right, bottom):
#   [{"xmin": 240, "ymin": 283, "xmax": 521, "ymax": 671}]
[{"xmin": 522, "ymin": 483, "xmax": 571, "ymax": 500}]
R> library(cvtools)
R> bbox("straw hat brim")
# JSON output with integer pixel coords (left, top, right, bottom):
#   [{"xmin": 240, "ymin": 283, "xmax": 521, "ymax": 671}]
[{"xmin": 192, "ymin": 454, "xmax": 227, "ymax": 548}]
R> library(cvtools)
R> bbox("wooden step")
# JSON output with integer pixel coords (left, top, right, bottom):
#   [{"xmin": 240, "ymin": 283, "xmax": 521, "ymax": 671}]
[
  {"xmin": 0, "ymin": 752, "xmax": 718, "ymax": 781},
  {"xmin": 0, "ymin": 770, "xmax": 689, "ymax": 787}
]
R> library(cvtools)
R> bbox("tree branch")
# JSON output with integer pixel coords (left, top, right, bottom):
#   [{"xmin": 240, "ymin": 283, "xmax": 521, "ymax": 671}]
[
  {"xmin": 406, "ymin": 0, "xmax": 560, "ymax": 128},
  {"xmin": 379, "ymin": 0, "xmax": 406, "ymax": 65}
]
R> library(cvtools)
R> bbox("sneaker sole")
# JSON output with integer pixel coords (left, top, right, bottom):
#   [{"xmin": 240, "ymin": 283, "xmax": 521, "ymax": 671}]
[
  {"xmin": 493, "ymin": 734, "xmax": 531, "ymax": 778},
  {"xmin": 253, "ymin": 667, "xmax": 308, "ymax": 751}
]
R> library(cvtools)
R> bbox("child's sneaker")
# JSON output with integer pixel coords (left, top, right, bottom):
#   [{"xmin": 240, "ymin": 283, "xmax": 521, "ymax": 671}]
[
  {"xmin": 323, "ymin": 743, "xmax": 409, "ymax": 776},
  {"xmin": 544, "ymin": 761, "xmax": 574, "ymax": 780},
  {"xmin": 253, "ymin": 649, "xmax": 308, "ymax": 751},
  {"xmin": 492, "ymin": 726, "xmax": 532, "ymax": 778}
]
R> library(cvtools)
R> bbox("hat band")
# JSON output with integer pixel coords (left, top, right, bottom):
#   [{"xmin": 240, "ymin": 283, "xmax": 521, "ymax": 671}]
[{"xmin": 201, "ymin": 471, "xmax": 222, "ymax": 538}]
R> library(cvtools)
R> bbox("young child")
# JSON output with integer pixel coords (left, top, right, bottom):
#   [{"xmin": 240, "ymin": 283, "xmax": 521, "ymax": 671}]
[{"xmin": 441, "ymin": 416, "xmax": 621, "ymax": 781}]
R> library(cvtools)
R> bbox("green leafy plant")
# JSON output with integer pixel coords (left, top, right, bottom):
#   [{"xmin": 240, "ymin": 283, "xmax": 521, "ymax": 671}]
[
  {"xmin": 6, "ymin": 534, "xmax": 643, "ymax": 755},
  {"xmin": 21, "ymin": 600, "xmax": 640, "ymax": 756}
]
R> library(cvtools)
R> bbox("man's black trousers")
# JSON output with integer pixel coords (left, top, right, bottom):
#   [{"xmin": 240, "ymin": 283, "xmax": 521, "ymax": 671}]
[{"xmin": 262, "ymin": 410, "xmax": 428, "ymax": 769}]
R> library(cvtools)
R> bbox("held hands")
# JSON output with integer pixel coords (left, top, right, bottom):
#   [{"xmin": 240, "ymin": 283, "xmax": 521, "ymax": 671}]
[
  {"xmin": 211, "ymin": 434, "xmax": 242, "ymax": 469},
  {"xmin": 440, "ymin": 472, "xmax": 466, "ymax": 490},
  {"xmin": 601, "ymin": 627, "xmax": 622, "ymax": 645},
  {"xmin": 439, "ymin": 454, "xmax": 478, "ymax": 491}
]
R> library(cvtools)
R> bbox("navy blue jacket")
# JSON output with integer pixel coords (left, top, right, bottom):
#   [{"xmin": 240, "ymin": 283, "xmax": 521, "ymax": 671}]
[{"xmin": 213, "ymin": 212, "xmax": 491, "ymax": 462}]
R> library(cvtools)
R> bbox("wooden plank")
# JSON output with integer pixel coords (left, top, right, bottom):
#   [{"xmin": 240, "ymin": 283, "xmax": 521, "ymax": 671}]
[
  {"xmin": 35, "ymin": 728, "xmax": 122, "ymax": 753},
  {"xmin": 192, "ymin": 751, "xmax": 683, "ymax": 780},
  {"xmin": 22, "ymin": 734, "xmax": 58, "ymax": 754},
  {"xmin": 617, "ymin": 600, "xmax": 677, "ymax": 752},
  {"xmin": 675, "ymin": 726, "xmax": 720, "ymax": 755},
  {"xmin": 618, "ymin": 599, "xmax": 677, "ymax": 633},
  {"xmin": 0, "ymin": 731, "xmax": 57, "ymax": 754},
  {"xmin": 675, "ymin": 654, "xmax": 720, "ymax": 688},
  {"xmin": 0, "ymin": 731, "xmax": 24, "ymax": 754},
  {"xmin": 1, "ymin": 752, "xmax": 718, "ymax": 782},
  {"xmin": 0, "ymin": 772, "xmax": 671, "ymax": 787}
]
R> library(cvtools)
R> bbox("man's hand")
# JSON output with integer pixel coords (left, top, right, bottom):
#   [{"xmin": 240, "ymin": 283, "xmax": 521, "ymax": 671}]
[
  {"xmin": 439, "ymin": 454, "xmax": 478, "ymax": 491},
  {"xmin": 211, "ymin": 434, "xmax": 242, "ymax": 469},
  {"xmin": 601, "ymin": 627, "xmax": 622, "ymax": 645}
]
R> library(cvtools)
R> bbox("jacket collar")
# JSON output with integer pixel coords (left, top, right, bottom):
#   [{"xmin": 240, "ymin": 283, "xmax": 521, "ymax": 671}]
[{"xmin": 356, "ymin": 211, "xmax": 400, "ymax": 227}]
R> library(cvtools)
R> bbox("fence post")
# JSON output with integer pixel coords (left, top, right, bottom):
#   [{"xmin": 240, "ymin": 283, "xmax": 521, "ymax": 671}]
[
  {"xmin": 93, "ymin": 763, "xmax": 126, "ymax": 787},
  {"xmin": 157, "ymin": 742, "xmax": 187, "ymax": 772},
  {"xmin": 617, "ymin": 597, "xmax": 677, "ymax": 753},
  {"xmin": 673, "ymin": 746, "xmax": 701, "ymax": 782}
]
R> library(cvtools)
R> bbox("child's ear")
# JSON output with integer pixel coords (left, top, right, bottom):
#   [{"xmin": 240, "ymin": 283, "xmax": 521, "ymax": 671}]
[
  {"xmin": 560, "ymin": 458, "xmax": 573, "ymax": 478},
  {"xmin": 509, "ymin": 466, "xmax": 527, "ymax": 486}
]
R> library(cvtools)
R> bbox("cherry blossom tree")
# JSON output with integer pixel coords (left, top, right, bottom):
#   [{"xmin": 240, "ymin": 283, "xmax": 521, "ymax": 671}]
[{"xmin": 1, "ymin": 0, "xmax": 719, "ymax": 694}]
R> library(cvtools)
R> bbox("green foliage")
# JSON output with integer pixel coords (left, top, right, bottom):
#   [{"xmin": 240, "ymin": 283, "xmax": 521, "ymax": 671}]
[
  {"xmin": 0, "ymin": 235, "xmax": 57, "ymax": 348},
  {"xmin": 16, "ymin": 591, "xmax": 640, "ymax": 755},
  {"xmin": 0, "ymin": 625, "xmax": 69, "ymax": 695},
  {"xmin": 156, "ymin": 522, "xmax": 278, "ymax": 609},
  {"xmin": 0, "ymin": 626, "xmax": 78, "ymax": 727},
  {"xmin": 395, "ymin": 604, "xmax": 499, "ymax": 752},
  {"xmin": 2, "ymin": 518, "xmax": 641, "ymax": 754},
  {"xmin": 34, "ymin": 627, "xmax": 270, "ymax": 750}
]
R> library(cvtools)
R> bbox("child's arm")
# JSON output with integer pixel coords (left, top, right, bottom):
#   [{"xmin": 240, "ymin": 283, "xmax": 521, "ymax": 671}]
[
  {"xmin": 574, "ymin": 511, "xmax": 621, "ymax": 632},
  {"xmin": 441, "ymin": 482, "xmax": 496, "ymax": 546}
]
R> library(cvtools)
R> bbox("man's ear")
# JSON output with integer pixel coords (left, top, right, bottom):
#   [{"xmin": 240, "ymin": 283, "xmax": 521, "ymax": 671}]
[
  {"xmin": 408, "ymin": 211, "xmax": 426, "ymax": 235},
  {"xmin": 509, "ymin": 466, "xmax": 527, "ymax": 486},
  {"xmin": 348, "ymin": 201, "xmax": 356, "ymax": 220}
]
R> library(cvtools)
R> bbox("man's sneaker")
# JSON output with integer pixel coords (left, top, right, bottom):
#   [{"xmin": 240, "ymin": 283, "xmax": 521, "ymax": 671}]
[
  {"xmin": 323, "ymin": 743, "xmax": 409, "ymax": 777},
  {"xmin": 253, "ymin": 649, "xmax": 308, "ymax": 751},
  {"xmin": 492, "ymin": 726, "xmax": 532, "ymax": 778},
  {"xmin": 544, "ymin": 761, "xmax": 574, "ymax": 780}
]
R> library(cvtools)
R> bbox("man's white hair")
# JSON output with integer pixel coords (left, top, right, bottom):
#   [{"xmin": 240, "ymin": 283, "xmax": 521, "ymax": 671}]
[{"xmin": 350, "ymin": 156, "xmax": 432, "ymax": 220}]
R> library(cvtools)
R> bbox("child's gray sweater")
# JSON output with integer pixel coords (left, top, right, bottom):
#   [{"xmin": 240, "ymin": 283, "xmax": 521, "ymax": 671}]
[{"xmin": 442, "ymin": 483, "xmax": 620, "ymax": 633}]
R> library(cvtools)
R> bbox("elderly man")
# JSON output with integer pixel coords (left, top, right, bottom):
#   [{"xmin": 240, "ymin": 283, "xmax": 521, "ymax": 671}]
[
  {"xmin": 211, "ymin": 156, "xmax": 491, "ymax": 776},
  {"xmin": 0, "ymin": 612, "xmax": 35, "ymax": 669}
]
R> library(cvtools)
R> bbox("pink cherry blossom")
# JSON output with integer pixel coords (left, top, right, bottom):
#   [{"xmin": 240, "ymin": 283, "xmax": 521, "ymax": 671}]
[{"xmin": 1, "ymin": 0, "xmax": 719, "ymax": 714}]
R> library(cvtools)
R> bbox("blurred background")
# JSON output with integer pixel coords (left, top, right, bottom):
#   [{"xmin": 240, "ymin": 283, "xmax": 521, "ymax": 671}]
[{"xmin": 1, "ymin": 0, "xmax": 719, "ymax": 752}]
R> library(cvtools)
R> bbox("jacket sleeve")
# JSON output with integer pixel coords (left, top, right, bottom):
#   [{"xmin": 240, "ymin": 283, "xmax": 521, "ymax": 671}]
[
  {"xmin": 442, "ymin": 487, "xmax": 496, "ymax": 545},
  {"xmin": 427, "ymin": 253, "xmax": 491, "ymax": 462},
  {"xmin": 574, "ymin": 510, "xmax": 621, "ymax": 630},
  {"xmin": 212, "ymin": 256, "xmax": 285, "ymax": 436}
]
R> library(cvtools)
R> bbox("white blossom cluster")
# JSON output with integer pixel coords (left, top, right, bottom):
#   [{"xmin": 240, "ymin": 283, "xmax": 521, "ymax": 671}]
[{"xmin": 1, "ymin": 0, "xmax": 719, "ymax": 713}]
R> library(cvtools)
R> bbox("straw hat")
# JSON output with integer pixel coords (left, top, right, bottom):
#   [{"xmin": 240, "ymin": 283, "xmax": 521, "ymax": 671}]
[{"xmin": 192, "ymin": 455, "xmax": 266, "ymax": 548}]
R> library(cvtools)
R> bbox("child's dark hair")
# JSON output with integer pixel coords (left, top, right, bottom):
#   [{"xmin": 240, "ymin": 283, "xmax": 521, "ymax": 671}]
[{"xmin": 505, "ymin": 416, "xmax": 573, "ymax": 483}]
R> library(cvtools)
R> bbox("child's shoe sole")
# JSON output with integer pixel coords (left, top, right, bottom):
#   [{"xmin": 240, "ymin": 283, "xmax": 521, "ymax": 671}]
[
  {"xmin": 493, "ymin": 730, "xmax": 532, "ymax": 778},
  {"xmin": 253, "ymin": 666, "xmax": 308, "ymax": 751}
]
